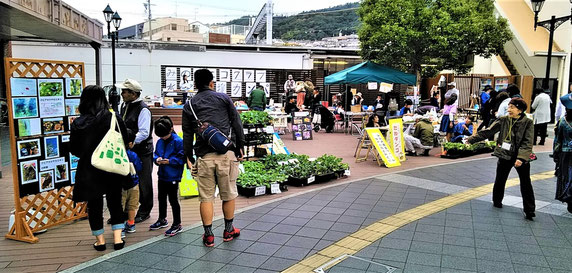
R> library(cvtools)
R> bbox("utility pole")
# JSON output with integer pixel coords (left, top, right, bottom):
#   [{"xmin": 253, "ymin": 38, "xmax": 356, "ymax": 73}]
[{"xmin": 144, "ymin": 0, "xmax": 152, "ymax": 40}]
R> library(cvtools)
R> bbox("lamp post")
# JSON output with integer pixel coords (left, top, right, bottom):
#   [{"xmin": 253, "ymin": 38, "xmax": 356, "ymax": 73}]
[
  {"xmin": 102, "ymin": 5, "xmax": 122, "ymax": 112},
  {"xmin": 531, "ymin": 0, "xmax": 572, "ymax": 90}
]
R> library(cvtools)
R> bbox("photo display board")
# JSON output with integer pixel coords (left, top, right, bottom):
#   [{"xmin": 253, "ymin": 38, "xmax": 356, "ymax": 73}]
[
  {"xmin": 291, "ymin": 112, "xmax": 313, "ymax": 141},
  {"xmin": 10, "ymin": 77, "xmax": 82, "ymax": 197}
]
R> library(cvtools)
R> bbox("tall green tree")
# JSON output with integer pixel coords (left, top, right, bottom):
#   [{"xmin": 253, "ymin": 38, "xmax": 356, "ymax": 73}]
[{"xmin": 358, "ymin": 0, "xmax": 512, "ymax": 83}]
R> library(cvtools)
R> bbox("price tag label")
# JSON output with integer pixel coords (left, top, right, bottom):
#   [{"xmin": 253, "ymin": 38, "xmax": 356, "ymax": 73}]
[
  {"xmin": 270, "ymin": 183, "xmax": 281, "ymax": 194},
  {"xmin": 344, "ymin": 170, "xmax": 351, "ymax": 176},
  {"xmin": 239, "ymin": 164, "xmax": 245, "ymax": 174},
  {"xmin": 277, "ymin": 161, "xmax": 288, "ymax": 166},
  {"xmin": 288, "ymin": 159, "xmax": 299, "ymax": 164},
  {"xmin": 243, "ymin": 129, "xmax": 249, "ymax": 135},
  {"xmin": 308, "ymin": 158, "xmax": 316, "ymax": 162},
  {"xmin": 265, "ymin": 126, "xmax": 274, "ymax": 133},
  {"xmin": 307, "ymin": 176, "xmax": 315, "ymax": 184},
  {"xmin": 255, "ymin": 186, "xmax": 266, "ymax": 196}
]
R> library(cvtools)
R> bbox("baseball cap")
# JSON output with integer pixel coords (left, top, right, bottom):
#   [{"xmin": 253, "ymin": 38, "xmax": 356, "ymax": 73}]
[
  {"xmin": 116, "ymin": 79, "xmax": 142, "ymax": 92},
  {"xmin": 561, "ymin": 93, "xmax": 572, "ymax": 109}
]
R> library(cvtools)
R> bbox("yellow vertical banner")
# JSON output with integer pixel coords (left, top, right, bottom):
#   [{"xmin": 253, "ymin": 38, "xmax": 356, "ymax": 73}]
[
  {"xmin": 365, "ymin": 128, "xmax": 401, "ymax": 168},
  {"xmin": 389, "ymin": 118, "xmax": 406, "ymax": 161}
]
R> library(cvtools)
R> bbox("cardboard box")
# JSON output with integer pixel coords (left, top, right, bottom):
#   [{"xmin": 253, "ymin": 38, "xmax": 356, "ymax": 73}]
[{"xmin": 351, "ymin": 104, "xmax": 362, "ymax": 112}]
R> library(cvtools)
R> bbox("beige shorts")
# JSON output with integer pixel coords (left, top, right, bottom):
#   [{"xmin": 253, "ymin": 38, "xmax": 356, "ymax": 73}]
[
  {"xmin": 196, "ymin": 151, "xmax": 239, "ymax": 202},
  {"xmin": 121, "ymin": 184, "xmax": 140, "ymax": 211}
]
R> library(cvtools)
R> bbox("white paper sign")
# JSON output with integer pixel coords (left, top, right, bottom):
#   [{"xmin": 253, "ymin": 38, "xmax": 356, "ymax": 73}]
[
  {"xmin": 40, "ymin": 157, "xmax": 66, "ymax": 171},
  {"xmin": 307, "ymin": 176, "xmax": 316, "ymax": 184},
  {"xmin": 208, "ymin": 68, "xmax": 217, "ymax": 79},
  {"xmin": 39, "ymin": 97, "xmax": 65, "ymax": 118},
  {"xmin": 368, "ymin": 82, "xmax": 378, "ymax": 90},
  {"xmin": 265, "ymin": 126, "xmax": 274, "ymax": 133},
  {"xmin": 256, "ymin": 70, "xmax": 267, "ymax": 82},
  {"xmin": 216, "ymin": 82, "xmax": 227, "ymax": 93},
  {"xmin": 165, "ymin": 67, "xmax": 177, "ymax": 80},
  {"xmin": 379, "ymin": 82, "xmax": 393, "ymax": 93},
  {"xmin": 232, "ymin": 69, "xmax": 243, "ymax": 82},
  {"xmin": 180, "ymin": 68, "xmax": 192, "ymax": 80},
  {"xmin": 231, "ymin": 82, "xmax": 242, "ymax": 97},
  {"xmin": 246, "ymin": 83, "xmax": 256, "ymax": 97},
  {"xmin": 344, "ymin": 170, "xmax": 351, "ymax": 176},
  {"xmin": 261, "ymin": 83, "xmax": 271, "ymax": 97},
  {"xmin": 238, "ymin": 163, "xmax": 245, "ymax": 174},
  {"xmin": 255, "ymin": 186, "xmax": 266, "ymax": 196},
  {"xmin": 270, "ymin": 183, "xmax": 281, "ymax": 194},
  {"xmin": 165, "ymin": 80, "xmax": 177, "ymax": 91},
  {"xmin": 219, "ymin": 69, "xmax": 231, "ymax": 82},
  {"xmin": 244, "ymin": 70, "xmax": 255, "ymax": 82}
]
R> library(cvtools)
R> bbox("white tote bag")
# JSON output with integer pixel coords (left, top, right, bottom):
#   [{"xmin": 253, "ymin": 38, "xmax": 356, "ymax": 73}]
[{"xmin": 91, "ymin": 111, "xmax": 130, "ymax": 176}]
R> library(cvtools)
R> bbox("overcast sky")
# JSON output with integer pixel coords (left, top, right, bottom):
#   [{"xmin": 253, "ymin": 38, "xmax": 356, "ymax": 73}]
[{"xmin": 64, "ymin": 0, "xmax": 358, "ymax": 29}]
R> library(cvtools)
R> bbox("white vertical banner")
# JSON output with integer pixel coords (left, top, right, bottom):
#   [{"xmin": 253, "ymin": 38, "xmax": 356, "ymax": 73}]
[
  {"xmin": 180, "ymin": 68, "xmax": 192, "ymax": 80},
  {"xmin": 262, "ymin": 83, "xmax": 271, "ymax": 97},
  {"xmin": 246, "ymin": 83, "xmax": 256, "ymax": 97},
  {"xmin": 165, "ymin": 80, "xmax": 177, "ymax": 91},
  {"xmin": 256, "ymin": 70, "xmax": 267, "ymax": 82},
  {"xmin": 244, "ymin": 70, "xmax": 255, "ymax": 82},
  {"xmin": 231, "ymin": 82, "xmax": 242, "ymax": 97},
  {"xmin": 219, "ymin": 69, "xmax": 231, "ymax": 82},
  {"xmin": 232, "ymin": 69, "xmax": 243, "ymax": 82},
  {"xmin": 165, "ymin": 67, "xmax": 177, "ymax": 80},
  {"xmin": 208, "ymin": 68, "xmax": 217, "ymax": 80},
  {"xmin": 216, "ymin": 82, "xmax": 227, "ymax": 93}
]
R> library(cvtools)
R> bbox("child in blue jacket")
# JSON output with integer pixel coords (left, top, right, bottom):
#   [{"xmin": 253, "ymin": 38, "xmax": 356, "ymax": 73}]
[{"xmin": 150, "ymin": 116, "xmax": 185, "ymax": 236}]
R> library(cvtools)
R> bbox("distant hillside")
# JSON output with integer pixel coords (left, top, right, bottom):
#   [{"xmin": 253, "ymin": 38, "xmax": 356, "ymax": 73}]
[{"xmin": 224, "ymin": 2, "xmax": 360, "ymax": 41}]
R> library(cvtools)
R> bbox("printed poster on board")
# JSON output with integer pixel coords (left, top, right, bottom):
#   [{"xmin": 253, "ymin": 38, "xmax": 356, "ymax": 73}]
[
  {"xmin": 388, "ymin": 118, "xmax": 406, "ymax": 161},
  {"xmin": 38, "ymin": 79, "xmax": 65, "ymax": 118},
  {"xmin": 365, "ymin": 128, "xmax": 401, "ymax": 168}
]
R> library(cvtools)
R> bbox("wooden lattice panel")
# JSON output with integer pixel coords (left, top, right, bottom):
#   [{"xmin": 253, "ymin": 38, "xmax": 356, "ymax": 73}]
[
  {"xmin": 6, "ymin": 59, "xmax": 84, "ymax": 79},
  {"xmin": 4, "ymin": 58, "xmax": 87, "ymax": 243}
]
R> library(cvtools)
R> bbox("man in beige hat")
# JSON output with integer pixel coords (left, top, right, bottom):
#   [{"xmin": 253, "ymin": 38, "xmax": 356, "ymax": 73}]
[{"xmin": 117, "ymin": 78, "xmax": 154, "ymax": 223}]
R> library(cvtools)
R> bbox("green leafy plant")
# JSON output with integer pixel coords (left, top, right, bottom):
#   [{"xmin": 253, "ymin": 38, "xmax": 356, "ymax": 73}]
[{"xmin": 240, "ymin": 111, "xmax": 273, "ymax": 125}]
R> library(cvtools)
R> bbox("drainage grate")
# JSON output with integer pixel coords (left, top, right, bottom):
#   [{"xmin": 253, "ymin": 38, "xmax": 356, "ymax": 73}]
[{"xmin": 314, "ymin": 254, "xmax": 397, "ymax": 273}]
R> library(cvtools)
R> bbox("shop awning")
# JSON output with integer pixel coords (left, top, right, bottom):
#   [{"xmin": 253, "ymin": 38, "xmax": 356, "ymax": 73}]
[
  {"xmin": 0, "ymin": 1, "xmax": 102, "ymax": 44},
  {"xmin": 324, "ymin": 61, "xmax": 417, "ymax": 85}
]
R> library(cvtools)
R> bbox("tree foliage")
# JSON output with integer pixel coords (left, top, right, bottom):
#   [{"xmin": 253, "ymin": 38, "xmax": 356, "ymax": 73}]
[
  {"xmin": 358, "ymin": 0, "xmax": 512, "ymax": 80},
  {"xmin": 224, "ymin": 3, "xmax": 360, "ymax": 41}
]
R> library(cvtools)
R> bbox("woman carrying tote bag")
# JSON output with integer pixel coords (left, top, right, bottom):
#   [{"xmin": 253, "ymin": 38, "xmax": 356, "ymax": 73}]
[{"xmin": 70, "ymin": 85, "xmax": 131, "ymax": 251}]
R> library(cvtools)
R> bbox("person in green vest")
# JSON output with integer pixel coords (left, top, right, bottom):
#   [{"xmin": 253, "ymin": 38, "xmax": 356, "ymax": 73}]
[{"xmin": 247, "ymin": 84, "xmax": 267, "ymax": 111}]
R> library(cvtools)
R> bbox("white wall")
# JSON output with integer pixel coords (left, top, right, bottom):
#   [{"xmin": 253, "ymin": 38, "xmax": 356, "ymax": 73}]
[
  {"xmin": 11, "ymin": 42, "xmax": 313, "ymax": 97},
  {"xmin": 472, "ymin": 55, "xmax": 511, "ymax": 76}
]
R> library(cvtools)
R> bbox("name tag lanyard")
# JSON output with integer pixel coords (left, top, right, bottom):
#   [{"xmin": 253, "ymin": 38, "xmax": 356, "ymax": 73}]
[{"xmin": 502, "ymin": 118, "xmax": 516, "ymax": 149}]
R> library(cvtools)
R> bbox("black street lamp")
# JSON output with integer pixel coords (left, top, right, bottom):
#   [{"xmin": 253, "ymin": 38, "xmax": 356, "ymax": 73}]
[
  {"xmin": 102, "ymin": 5, "xmax": 122, "ymax": 112},
  {"xmin": 531, "ymin": 0, "xmax": 572, "ymax": 90}
]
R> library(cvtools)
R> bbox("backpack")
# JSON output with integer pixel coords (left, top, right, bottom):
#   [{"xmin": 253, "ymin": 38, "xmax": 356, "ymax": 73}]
[{"xmin": 388, "ymin": 98, "xmax": 398, "ymax": 112}]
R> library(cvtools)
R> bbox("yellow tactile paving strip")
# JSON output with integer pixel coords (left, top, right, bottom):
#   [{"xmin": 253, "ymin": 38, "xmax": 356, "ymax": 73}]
[{"xmin": 282, "ymin": 171, "xmax": 555, "ymax": 273}]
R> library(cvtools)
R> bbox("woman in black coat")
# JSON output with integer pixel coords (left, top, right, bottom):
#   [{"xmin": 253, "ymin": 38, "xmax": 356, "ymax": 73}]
[{"xmin": 70, "ymin": 85, "xmax": 130, "ymax": 251}]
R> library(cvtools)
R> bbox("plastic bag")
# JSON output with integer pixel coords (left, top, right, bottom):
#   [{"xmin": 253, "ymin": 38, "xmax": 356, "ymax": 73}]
[{"xmin": 179, "ymin": 165, "xmax": 199, "ymax": 197}]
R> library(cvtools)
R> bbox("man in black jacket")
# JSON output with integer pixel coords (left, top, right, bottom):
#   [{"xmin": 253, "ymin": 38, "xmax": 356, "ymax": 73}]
[
  {"xmin": 182, "ymin": 69, "xmax": 245, "ymax": 247},
  {"xmin": 118, "ymin": 79, "xmax": 154, "ymax": 223}
]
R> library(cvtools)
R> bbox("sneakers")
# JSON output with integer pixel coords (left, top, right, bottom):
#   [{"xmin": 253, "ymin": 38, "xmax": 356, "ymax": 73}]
[
  {"xmin": 124, "ymin": 223, "xmax": 136, "ymax": 233},
  {"xmin": 165, "ymin": 225, "xmax": 182, "ymax": 236},
  {"xmin": 203, "ymin": 234, "xmax": 215, "ymax": 247},
  {"xmin": 149, "ymin": 219, "xmax": 169, "ymax": 230},
  {"xmin": 223, "ymin": 227, "xmax": 241, "ymax": 242},
  {"xmin": 135, "ymin": 214, "xmax": 150, "ymax": 223}
]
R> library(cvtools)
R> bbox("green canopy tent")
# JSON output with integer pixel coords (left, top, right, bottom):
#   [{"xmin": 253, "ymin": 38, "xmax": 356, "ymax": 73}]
[{"xmin": 324, "ymin": 61, "xmax": 417, "ymax": 85}]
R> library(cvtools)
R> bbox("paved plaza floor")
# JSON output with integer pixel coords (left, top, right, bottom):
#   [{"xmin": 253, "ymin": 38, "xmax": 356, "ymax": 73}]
[{"xmin": 62, "ymin": 152, "xmax": 572, "ymax": 273}]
